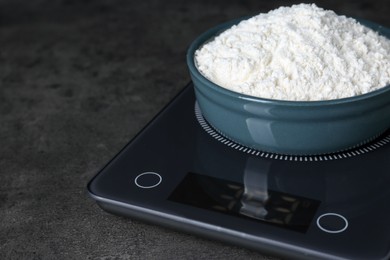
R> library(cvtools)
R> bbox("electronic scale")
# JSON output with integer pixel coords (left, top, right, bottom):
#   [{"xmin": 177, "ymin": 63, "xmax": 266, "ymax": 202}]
[{"xmin": 88, "ymin": 83, "xmax": 390, "ymax": 260}]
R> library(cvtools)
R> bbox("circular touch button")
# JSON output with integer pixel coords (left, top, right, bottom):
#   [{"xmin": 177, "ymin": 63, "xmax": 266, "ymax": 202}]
[
  {"xmin": 316, "ymin": 213, "xmax": 348, "ymax": 234},
  {"xmin": 134, "ymin": 172, "xmax": 162, "ymax": 189}
]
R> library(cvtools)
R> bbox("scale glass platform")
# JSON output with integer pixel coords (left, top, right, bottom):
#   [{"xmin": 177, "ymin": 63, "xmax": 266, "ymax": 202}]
[{"xmin": 88, "ymin": 83, "xmax": 390, "ymax": 260}]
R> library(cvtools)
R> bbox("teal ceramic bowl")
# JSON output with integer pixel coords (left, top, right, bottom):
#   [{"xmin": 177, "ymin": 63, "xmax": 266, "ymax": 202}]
[{"xmin": 187, "ymin": 18, "xmax": 390, "ymax": 155}]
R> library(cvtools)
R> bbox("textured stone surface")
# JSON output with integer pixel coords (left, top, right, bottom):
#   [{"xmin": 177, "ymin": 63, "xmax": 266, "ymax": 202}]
[{"xmin": 0, "ymin": 0, "xmax": 389, "ymax": 259}]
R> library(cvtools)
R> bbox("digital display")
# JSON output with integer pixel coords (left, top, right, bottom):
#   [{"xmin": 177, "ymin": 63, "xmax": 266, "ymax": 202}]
[{"xmin": 169, "ymin": 172, "xmax": 320, "ymax": 233}]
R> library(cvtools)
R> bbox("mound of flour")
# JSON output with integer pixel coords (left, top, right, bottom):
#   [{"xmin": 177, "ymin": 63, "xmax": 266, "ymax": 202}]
[{"xmin": 195, "ymin": 4, "xmax": 390, "ymax": 101}]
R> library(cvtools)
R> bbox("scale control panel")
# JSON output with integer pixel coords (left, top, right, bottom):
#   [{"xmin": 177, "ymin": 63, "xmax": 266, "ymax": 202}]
[{"xmin": 133, "ymin": 171, "xmax": 349, "ymax": 235}]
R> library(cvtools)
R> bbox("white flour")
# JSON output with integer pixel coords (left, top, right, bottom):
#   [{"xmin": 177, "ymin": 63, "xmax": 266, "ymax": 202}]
[{"xmin": 195, "ymin": 4, "xmax": 390, "ymax": 101}]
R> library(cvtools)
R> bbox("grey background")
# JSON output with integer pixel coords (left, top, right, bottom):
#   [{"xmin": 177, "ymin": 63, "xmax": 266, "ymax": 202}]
[{"xmin": 1, "ymin": 0, "xmax": 389, "ymax": 259}]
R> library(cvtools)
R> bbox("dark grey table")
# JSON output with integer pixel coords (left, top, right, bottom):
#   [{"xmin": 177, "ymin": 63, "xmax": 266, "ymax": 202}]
[{"xmin": 1, "ymin": 1, "xmax": 389, "ymax": 259}]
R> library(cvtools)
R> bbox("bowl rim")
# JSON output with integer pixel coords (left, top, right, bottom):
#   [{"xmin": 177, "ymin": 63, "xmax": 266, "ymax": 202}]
[{"xmin": 186, "ymin": 16, "xmax": 390, "ymax": 107}]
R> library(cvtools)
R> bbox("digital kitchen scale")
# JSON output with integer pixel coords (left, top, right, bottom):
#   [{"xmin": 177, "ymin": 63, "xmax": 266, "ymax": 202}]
[{"xmin": 88, "ymin": 83, "xmax": 390, "ymax": 260}]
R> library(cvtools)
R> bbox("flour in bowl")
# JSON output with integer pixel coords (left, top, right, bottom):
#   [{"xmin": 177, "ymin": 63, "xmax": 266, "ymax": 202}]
[{"xmin": 195, "ymin": 4, "xmax": 390, "ymax": 101}]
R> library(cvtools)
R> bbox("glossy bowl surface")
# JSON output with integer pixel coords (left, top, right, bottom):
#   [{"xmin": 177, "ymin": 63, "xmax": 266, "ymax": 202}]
[{"xmin": 187, "ymin": 18, "xmax": 390, "ymax": 155}]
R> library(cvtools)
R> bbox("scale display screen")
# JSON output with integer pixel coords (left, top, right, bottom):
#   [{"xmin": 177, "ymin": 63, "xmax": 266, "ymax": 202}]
[{"xmin": 169, "ymin": 172, "xmax": 320, "ymax": 233}]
